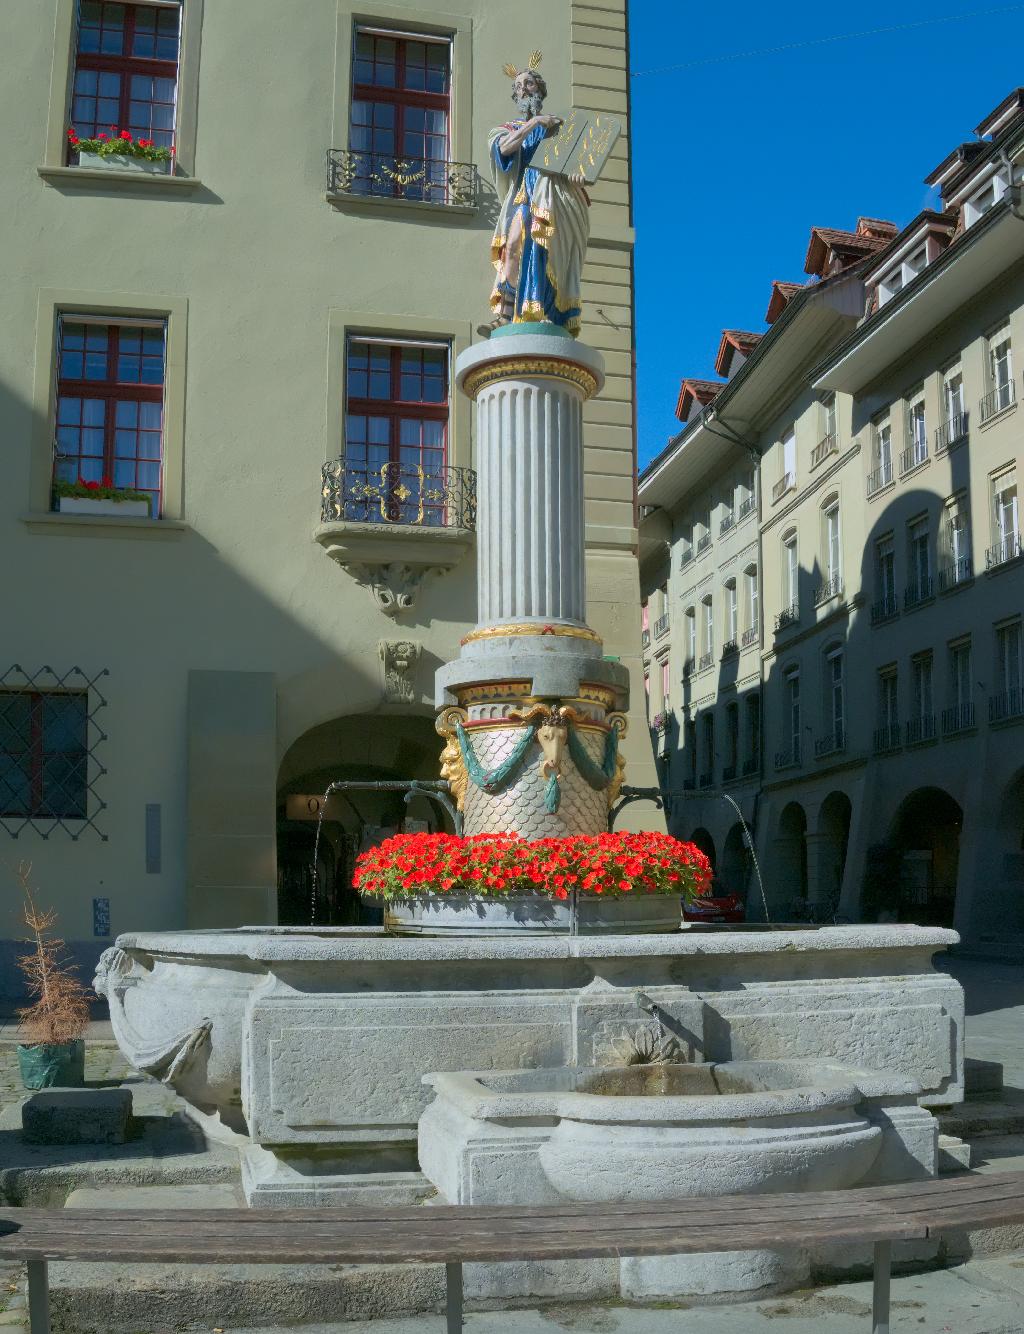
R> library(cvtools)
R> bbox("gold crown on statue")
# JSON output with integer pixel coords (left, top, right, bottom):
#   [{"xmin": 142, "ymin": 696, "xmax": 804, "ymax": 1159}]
[{"xmin": 502, "ymin": 50, "xmax": 542, "ymax": 80}]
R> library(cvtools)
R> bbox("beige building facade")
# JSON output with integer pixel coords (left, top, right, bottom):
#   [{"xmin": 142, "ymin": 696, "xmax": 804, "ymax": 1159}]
[
  {"xmin": 1, "ymin": 0, "xmax": 657, "ymax": 990},
  {"xmin": 640, "ymin": 89, "xmax": 1024, "ymax": 949}
]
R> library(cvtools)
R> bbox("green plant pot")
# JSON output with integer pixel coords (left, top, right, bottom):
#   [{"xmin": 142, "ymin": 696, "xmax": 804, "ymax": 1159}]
[{"xmin": 17, "ymin": 1038, "xmax": 85, "ymax": 1090}]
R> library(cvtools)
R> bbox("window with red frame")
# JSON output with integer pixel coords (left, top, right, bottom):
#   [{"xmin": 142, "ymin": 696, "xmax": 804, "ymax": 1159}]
[
  {"xmin": 349, "ymin": 28, "xmax": 451, "ymax": 199},
  {"xmin": 0, "ymin": 692, "xmax": 88, "ymax": 820},
  {"xmin": 345, "ymin": 338, "xmax": 449, "ymax": 525},
  {"xmin": 69, "ymin": 0, "xmax": 180, "ymax": 155},
  {"xmin": 54, "ymin": 317, "xmax": 166, "ymax": 517}
]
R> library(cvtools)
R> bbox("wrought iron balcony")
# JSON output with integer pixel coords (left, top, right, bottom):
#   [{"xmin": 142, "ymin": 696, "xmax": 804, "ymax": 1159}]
[
  {"xmin": 811, "ymin": 432, "xmax": 838, "ymax": 469},
  {"xmin": 938, "ymin": 556, "xmax": 973, "ymax": 591},
  {"xmin": 738, "ymin": 494, "xmax": 757, "ymax": 520},
  {"xmin": 871, "ymin": 595, "xmax": 898, "ymax": 624},
  {"xmin": 321, "ymin": 459, "xmax": 476, "ymax": 529},
  {"xmin": 904, "ymin": 576, "xmax": 934, "ymax": 610},
  {"xmin": 990, "ymin": 688, "xmax": 1024, "ymax": 723},
  {"xmin": 866, "ymin": 460, "xmax": 893, "ymax": 496},
  {"xmin": 941, "ymin": 704, "xmax": 975, "ymax": 734},
  {"xmin": 697, "ymin": 651, "xmax": 715, "ymax": 672},
  {"xmin": 814, "ymin": 728, "xmax": 845, "ymax": 758},
  {"xmin": 326, "ymin": 149, "xmax": 479, "ymax": 208},
  {"xmin": 682, "ymin": 657, "xmax": 695, "ymax": 678},
  {"xmin": 774, "ymin": 745, "xmax": 800, "ymax": 770},
  {"xmin": 774, "ymin": 603, "xmax": 799, "ymax": 632},
  {"xmin": 873, "ymin": 723, "xmax": 901, "ymax": 753},
  {"xmin": 980, "ymin": 380, "xmax": 1016, "ymax": 422},
  {"xmin": 698, "ymin": 772, "xmax": 713, "ymax": 789},
  {"xmin": 654, "ymin": 614, "xmax": 670, "ymax": 640},
  {"xmin": 722, "ymin": 764, "xmax": 737, "ymax": 783},
  {"xmin": 741, "ymin": 626, "xmax": 758, "ymax": 647},
  {"xmin": 986, "ymin": 534, "xmax": 1022, "ymax": 569},
  {"xmin": 721, "ymin": 638, "xmax": 739, "ymax": 658},
  {"xmin": 742, "ymin": 756, "xmax": 759, "ymax": 776},
  {"xmin": 905, "ymin": 715, "xmax": 937, "ymax": 745},
  {"xmin": 696, "ymin": 532, "xmax": 712, "ymax": 554},
  {"xmin": 814, "ymin": 575, "xmax": 843, "ymax": 606},
  {"xmin": 641, "ymin": 628, "xmax": 651, "ymax": 650},
  {"xmin": 680, "ymin": 546, "xmax": 694, "ymax": 567},
  {"xmin": 772, "ymin": 472, "xmax": 795, "ymax": 504},
  {"xmin": 899, "ymin": 441, "xmax": 929, "ymax": 474},
  {"xmin": 719, "ymin": 511, "xmax": 735, "ymax": 536},
  {"xmin": 935, "ymin": 412, "xmax": 968, "ymax": 454}
]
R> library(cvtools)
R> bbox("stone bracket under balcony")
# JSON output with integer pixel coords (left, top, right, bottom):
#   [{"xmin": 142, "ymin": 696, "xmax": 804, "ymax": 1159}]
[{"xmin": 314, "ymin": 521, "xmax": 473, "ymax": 617}]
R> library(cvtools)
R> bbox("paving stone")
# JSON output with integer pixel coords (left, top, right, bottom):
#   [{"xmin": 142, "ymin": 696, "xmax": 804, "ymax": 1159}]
[{"xmin": 22, "ymin": 1088, "xmax": 132, "ymax": 1145}]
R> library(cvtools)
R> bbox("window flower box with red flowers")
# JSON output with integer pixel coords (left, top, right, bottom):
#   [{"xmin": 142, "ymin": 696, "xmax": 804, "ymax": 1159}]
[
  {"xmin": 54, "ymin": 478, "xmax": 152, "ymax": 519},
  {"xmin": 67, "ymin": 127, "xmax": 172, "ymax": 175},
  {"xmin": 354, "ymin": 831, "xmax": 713, "ymax": 935}
]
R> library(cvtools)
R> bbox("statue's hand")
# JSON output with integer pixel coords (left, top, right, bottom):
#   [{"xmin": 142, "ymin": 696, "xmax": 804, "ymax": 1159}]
[{"xmin": 536, "ymin": 114, "xmax": 563, "ymax": 131}]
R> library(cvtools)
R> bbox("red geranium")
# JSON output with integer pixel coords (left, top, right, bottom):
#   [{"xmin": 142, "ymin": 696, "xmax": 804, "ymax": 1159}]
[{"xmin": 354, "ymin": 831, "xmax": 712, "ymax": 903}]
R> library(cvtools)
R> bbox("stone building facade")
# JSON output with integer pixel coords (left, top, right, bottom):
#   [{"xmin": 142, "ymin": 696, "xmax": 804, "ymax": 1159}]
[
  {"xmin": 640, "ymin": 88, "xmax": 1024, "ymax": 949},
  {"xmin": 1, "ymin": 0, "xmax": 657, "ymax": 989}
]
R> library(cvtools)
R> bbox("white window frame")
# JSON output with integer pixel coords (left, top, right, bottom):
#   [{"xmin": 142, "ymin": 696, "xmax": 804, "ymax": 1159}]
[
  {"xmin": 826, "ymin": 645, "xmax": 844, "ymax": 740},
  {"xmin": 824, "ymin": 503, "xmax": 841, "ymax": 584},
  {"xmin": 783, "ymin": 533, "xmax": 798, "ymax": 608},
  {"xmin": 876, "ymin": 535, "xmax": 896, "ymax": 605},
  {"xmin": 725, "ymin": 580, "xmax": 738, "ymax": 642}
]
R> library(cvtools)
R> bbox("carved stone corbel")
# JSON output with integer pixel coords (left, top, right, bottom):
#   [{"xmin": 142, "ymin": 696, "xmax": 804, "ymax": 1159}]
[{"xmin": 379, "ymin": 639, "xmax": 422, "ymax": 703}]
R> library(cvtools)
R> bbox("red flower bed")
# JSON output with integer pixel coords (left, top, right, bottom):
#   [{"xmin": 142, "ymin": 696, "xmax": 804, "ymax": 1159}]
[{"xmin": 354, "ymin": 831, "xmax": 712, "ymax": 902}]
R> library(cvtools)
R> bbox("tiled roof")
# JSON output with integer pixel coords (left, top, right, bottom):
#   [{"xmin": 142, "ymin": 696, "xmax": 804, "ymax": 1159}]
[
  {"xmin": 855, "ymin": 217, "xmax": 899, "ymax": 240},
  {"xmin": 804, "ymin": 224, "xmax": 896, "ymax": 278},
  {"xmin": 765, "ymin": 280, "xmax": 805, "ymax": 325},
  {"xmin": 714, "ymin": 330, "xmax": 763, "ymax": 377},
  {"xmin": 675, "ymin": 377, "xmax": 724, "ymax": 423},
  {"xmin": 923, "ymin": 140, "xmax": 988, "ymax": 190}
]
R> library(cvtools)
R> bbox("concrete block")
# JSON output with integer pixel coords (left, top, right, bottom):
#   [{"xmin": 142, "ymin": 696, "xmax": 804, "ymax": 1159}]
[{"xmin": 22, "ymin": 1088, "xmax": 132, "ymax": 1145}]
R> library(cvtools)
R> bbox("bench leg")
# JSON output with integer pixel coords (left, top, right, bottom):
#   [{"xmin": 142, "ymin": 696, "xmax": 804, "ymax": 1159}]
[
  {"xmin": 445, "ymin": 1260, "xmax": 463, "ymax": 1333},
  {"xmin": 872, "ymin": 1239, "xmax": 891, "ymax": 1334},
  {"xmin": 27, "ymin": 1259, "xmax": 50, "ymax": 1334}
]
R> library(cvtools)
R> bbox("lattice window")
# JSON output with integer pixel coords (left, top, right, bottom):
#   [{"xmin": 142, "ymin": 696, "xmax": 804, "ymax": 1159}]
[{"xmin": 0, "ymin": 667, "xmax": 109, "ymax": 840}]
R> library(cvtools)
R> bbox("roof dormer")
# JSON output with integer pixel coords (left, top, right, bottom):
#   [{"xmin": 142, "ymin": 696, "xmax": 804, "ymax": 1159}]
[
  {"xmin": 675, "ymin": 378, "xmax": 724, "ymax": 424},
  {"xmin": 975, "ymin": 87, "xmax": 1024, "ymax": 139},
  {"xmin": 863, "ymin": 210, "xmax": 957, "ymax": 308},
  {"xmin": 765, "ymin": 280, "xmax": 804, "ymax": 325},
  {"xmin": 714, "ymin": 330, "xmax": 762, "ymax": 379},
  {"xmin": 804, "ymin": 218, "xmax": 898, "ymax": 278}
]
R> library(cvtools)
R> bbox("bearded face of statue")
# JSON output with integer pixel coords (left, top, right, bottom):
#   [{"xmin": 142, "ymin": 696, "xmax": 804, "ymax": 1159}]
[{"xmin": 513, "ymin": 71, "xmax": 547, "ymax": 119}]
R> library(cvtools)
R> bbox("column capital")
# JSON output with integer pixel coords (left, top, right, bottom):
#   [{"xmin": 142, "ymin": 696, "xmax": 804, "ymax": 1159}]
[{"xmin": 456, "ymin": 329, "xmax": 605, "ymax": 401}]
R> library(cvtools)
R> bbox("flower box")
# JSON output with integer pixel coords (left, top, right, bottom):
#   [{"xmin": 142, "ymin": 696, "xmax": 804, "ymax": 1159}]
[
  {"xmin": 384, "ymin": 893, "xmax": 683, "ymax": 936},
  {"xmin": 79, "ymin": 152, "xmax": 170, "ymax": 176},
  {"xmin": 59, "ymin": 496, "xmax": 151, "ymax": 519}
]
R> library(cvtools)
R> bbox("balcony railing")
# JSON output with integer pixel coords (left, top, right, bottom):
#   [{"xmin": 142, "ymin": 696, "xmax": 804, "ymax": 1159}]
[
  {"xmin": 873, "ymin": 723, "xmax": 901, "ymax": 753},
  {"xmin": 774, "ymin": 745, "xmax": 801, "ymax": 770},
  {"xmin": 814, "ymin": 728, "xmax": 845, "ymax": 758},
  {"xmin": 326, "ymin": 149, "xmax": 479, "ymax": 208},
  {"xmin": 774, "ymin": 603, "xmax": 799, "ymax": 632},
  {"xmin": 904, "ymin": 576, "xmax": 933, "ymax": 610},
  {"xmin": 654, "ymin": 614, "xmax": 670, "ymax": 640},
  {"xmin": 871, "ymin": 595, "xmax": 898, "ymax": 624},
  {"xmin": 720, "ymin": 511, "xmax": 735, "ymax": 536},
  {"xmin": 682, "ymin": 777, "xmax": 696, "ymax": 791},
  {"xmin": 738, "ymin": 494, "xmax": 757, "ymax": 520},
  {"xmin": 321, "ymin": 459, "xmax": 477, "ymax": 528},
  {"xmin": 814, "ymin": 574, "xmax": 843, "ymax": 606},
  {"xmin": 698, "ymin": 772, "xmax": 713, "ymax": 789},
  {"xmin": 899, "ymin": 440, "xmax": 929, "ymax": 474},
  {"xmin": 935, "ymin": 412, "xmax": 969, "ymax": 454},
  {"xmin": 990, "ymin": 688, "xmax": 1024, "ymax": 723},
  {"xmin": 683, "ymin": 657, "xmax": 695, "ymax": 678},
  {"xmin": 866, "ymin": 460, "xmax": 893, "ymax": 496},
  {"xmin": 696, "ymin": 532, "xmax": 712, "ymax": 554},
  {"xmin": 986, "ymin": 534, "xmax": 1022, "ymax": 569},
  {"xmin": 721, "ymin": 638, "xmax": 739, "ymax": 658},
  {"xmin": 722, "ymin": 763, "xmax": 737, "ymax": 783},
  {"xmin": 641, "ymin": 628, "xmax": 651, "ymax": 649},
  {"xmin": 741, "ymin": 626, "xmax": 758, "ymax": 647},
  {"xmin": 941, "ymin": 703, "xmax": 975, "ymax": 734},
  {"xmin": 742, "ymin": 756, "xmax": 759, "ymax": 776},
  {"xmin": 680, "ymin": 546, "xmax": 694, "ymax": 567},
  {"xmin": 980, "ymin": 379, "xmax": 1016, "ymax": 423},
  {"xmin": 811, "ymin": 432, "xmax": 838, "ymax": 469},
  {"xmin": 938, "ymin": 556, "xmax": 973, "ymax": 591},
  {"xmin": 697, "ymin": 651, "xmax": 715, "ymax": 672},
  {"xmin": 772, "ymin": 472, "xmax": 795, "ymax": 503},
  {"xmin": 905, "ymin": 715, "xmax": 937, "ymax": 745}
]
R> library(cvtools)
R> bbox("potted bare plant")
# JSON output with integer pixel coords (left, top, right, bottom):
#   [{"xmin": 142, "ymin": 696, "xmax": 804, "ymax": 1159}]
[{"xmin": 15, "ymin": 864, "xmax": 92, "ymax": 1090}]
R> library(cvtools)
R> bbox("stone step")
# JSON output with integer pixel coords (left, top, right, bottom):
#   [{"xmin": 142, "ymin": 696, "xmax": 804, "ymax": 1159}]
[
  {"xmin": 937, "ymin": 1133, "xmax": 972, "ymax": 1173},
  {"xmin": 963, "ymin": 1056, "xmax": 1004, "ymax": 1097},
  {"xmin": 936, "ymin": 1097, "xmax": 1024, "ymax": 1140}
]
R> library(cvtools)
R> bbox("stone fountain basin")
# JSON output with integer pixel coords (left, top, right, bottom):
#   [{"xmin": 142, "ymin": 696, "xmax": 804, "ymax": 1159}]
[{"xmin": 423, "ymin": 1061, "xmax": 905, "ymax": 1203}]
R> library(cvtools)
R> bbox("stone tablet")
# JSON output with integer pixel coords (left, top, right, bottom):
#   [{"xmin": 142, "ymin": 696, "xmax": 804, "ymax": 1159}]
[{"xmin": 534, "ymin": 109, "xmax": 621, "ymax": 184}]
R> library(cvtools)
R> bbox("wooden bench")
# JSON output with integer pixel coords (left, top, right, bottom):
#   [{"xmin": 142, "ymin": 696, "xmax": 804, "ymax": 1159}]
[{"xmin": 3, "ymin": 1170, "xmax": 1024, "ymax": 1334}]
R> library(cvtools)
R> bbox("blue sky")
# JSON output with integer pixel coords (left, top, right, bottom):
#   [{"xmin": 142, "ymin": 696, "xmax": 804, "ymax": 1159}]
[{"xmin": 629, "ymin": 2, "xmax": 1024, "ymax": 468}]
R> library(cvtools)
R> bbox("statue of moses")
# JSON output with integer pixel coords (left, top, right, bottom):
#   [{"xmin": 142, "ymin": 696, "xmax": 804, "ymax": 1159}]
[{"xmin": 486, "ymin": 53, "xmax": 590, "ymax": 337}]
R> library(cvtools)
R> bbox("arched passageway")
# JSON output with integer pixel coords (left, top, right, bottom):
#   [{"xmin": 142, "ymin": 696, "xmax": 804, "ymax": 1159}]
[
  {"xmin": 276, "ymin": 714, "xmax": 450, "ymax": 925},
  {"xmin": 720, "ymin": 822, "xmax": 751, "ymax": 900},
  {"xmin": 689, "ymin": 826, "xmax": 717, "ymax": 873},
  {"xmin": 884, "ymin": 787, "xmax": 963, "ymax": 927},
  {"xmin": 816, "ymin": 791, "xmax": 852, "ymax": 913},
  {"xmin": 774, "ymin": 802, "xmax": 808, "ymax": 913}
]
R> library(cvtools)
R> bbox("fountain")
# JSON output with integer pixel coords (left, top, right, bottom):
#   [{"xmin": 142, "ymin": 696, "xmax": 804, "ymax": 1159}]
[{"xmin": 94, "ymin": 54, "xmax": 965, "ymax": 1308}]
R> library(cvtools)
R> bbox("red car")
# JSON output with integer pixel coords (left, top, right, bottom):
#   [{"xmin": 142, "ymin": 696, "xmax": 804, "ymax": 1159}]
[{"xmin": 684, "ymin": 880, "xmax": 745, "ymax": 924}]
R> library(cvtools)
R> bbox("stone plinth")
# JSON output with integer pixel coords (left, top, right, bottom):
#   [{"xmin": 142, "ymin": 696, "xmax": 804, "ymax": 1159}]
[
  {"xmin": 435, "ymin": 327, "xmax": 630, "ymax": 837},
  {"xmin": 22, "ymin": 1088, "xmax": 133, "ymax": 1145}
]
